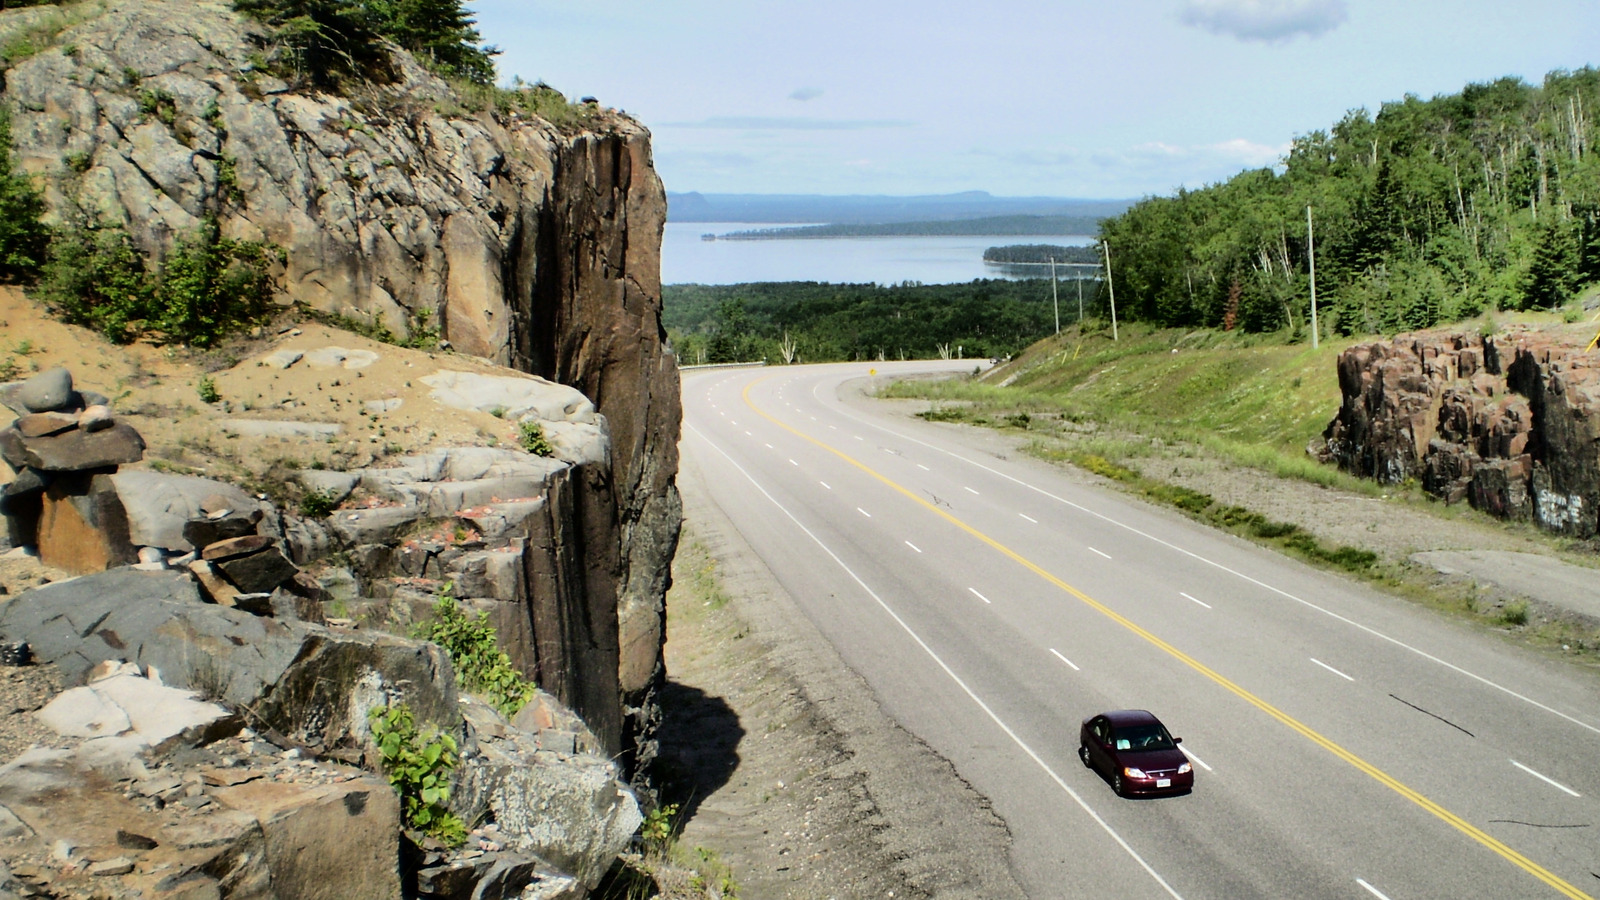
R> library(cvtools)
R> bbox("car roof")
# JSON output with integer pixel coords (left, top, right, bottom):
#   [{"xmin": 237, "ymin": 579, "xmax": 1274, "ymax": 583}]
[{"xmin": 1100, "ymin": 709, "xmax": 1162, "ymax": 727}]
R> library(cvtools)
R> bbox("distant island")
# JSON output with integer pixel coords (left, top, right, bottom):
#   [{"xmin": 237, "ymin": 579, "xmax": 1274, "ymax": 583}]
[
  {"xmin": 982, "ymin": 244, "xmax": 1101, "ymax": 265},
  {"xmin": 703, "ymin": 215, "xmax": 1103, "ymax": 241}
]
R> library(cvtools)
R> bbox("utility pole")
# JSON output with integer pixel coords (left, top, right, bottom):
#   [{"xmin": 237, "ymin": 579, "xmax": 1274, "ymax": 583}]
[
  {"xmin": 1050, "ymin": 256, "xmax": 1060, "ymax": 334},
  {"xmin": 1307, "ymin": 205, "xmax": 1319, "ymax": 350},
  {"xmin": 1102, "ymin": 241, "xmax": 1119, "ymax": 341}
]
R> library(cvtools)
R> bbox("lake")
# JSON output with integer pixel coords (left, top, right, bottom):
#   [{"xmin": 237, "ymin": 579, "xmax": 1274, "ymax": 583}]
[{"xmin": 661, "ymin": 222, "xmax": 1097, "ymax": 286}]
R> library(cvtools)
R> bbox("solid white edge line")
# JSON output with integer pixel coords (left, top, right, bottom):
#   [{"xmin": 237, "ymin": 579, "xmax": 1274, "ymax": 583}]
[
  {"xmin": 1019, "ymin": 513, "xmax": 1038, "ymax": 523},
  {"xmin": 1049, "ymin": 648, "xmax": 1080, "ymax": 671},
  {"xmin": 1180, "ymin": 592, "xmax": 1211, "ymax": 609},
  {"xmin": 1510, "ymin": 760, "xmax": 1582, "ymax": 797},
  {"xmin": 1089, "ymin": 547, "xmax": 1112, "ymax": 560},
  {"xmin": 905, "ymin": 540, "xmax": 922, "ymax": 553},
  {"xmin": 1309, "ymin": 658, "xmax": 1356, "ymax": 682},
  {"xmin": 687, "ymin": 421, "xmax": 1185, "ymax": 900},
  {"xmin": 816, "ymin": 383, "xmax": 1600, "ymax": 738},
  {"xmin": 969, "ymin": 587, "xmax": 992, "ymax": 605},
  {"xmin": 1178, "ymin": 745, "xmax": 1212, "ymax": 772},
  {"xmin": 1356, "ymin": 877, "xmax": 1393, "ymax": 900}
]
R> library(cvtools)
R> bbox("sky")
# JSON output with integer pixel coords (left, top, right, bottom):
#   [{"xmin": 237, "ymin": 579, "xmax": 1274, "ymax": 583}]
[{"xmin": 470, "ymin": 0, "xmax": 1600, "ymax": 200}]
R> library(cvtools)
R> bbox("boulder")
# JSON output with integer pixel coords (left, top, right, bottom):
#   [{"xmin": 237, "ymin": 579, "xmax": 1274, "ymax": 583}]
[
  {"xmin": 210, "ymin": 778, "xmax": 401, "ymax": 900},
  {"xmin": 202, "ymin": 535, "xmax": 273, "ymax": 561},
  {"xmin": 420, "ymin": 371, "xmax": 598, "ymax": 424},
  {"xmin": 37, "ymin": 669, "xmax": 237, "ymax": 753},
  {"xmin": 214, "ymin": 545, "xmax": 299, "ymax": 594},
  {"xmin": 37, "ymin": 471, "xmax": 137, "ymax": 574},
  {"xmin": 0, "ymin": 569, "xmax": 460, "ymax": 747},
  {"xmin": 15, "ymin": 412, "xmax": 78, "ymax": 438},
  {"xmin": 9, "ymin": 367, "xmax": 73, "ymax": 414},
  {"xmin": 0, "ymin": 423, "xmax": 144, "ymax": 472},
  {"xmin": 78, "ymin": 405, "xmax": 114, "ymax": 433},
  {"xmin": 111, "ymin": 471, "xmax": 261, "ymax": 552}
]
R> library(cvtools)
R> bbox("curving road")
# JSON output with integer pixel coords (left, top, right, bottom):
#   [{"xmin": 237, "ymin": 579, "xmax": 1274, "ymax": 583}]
[{"xmin": 679, "ymin": 360, "xmax": 1600, "ymax": 900}]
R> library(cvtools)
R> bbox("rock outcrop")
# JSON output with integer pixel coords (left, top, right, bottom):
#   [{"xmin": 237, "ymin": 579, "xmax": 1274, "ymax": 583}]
[
  {"xmin": 2, "ymin": 0, "xmax": 680, "ymax": 774},
  {"xmin": 1319, "ymin": 326, "xmax": 1600, "ymax": 538}
]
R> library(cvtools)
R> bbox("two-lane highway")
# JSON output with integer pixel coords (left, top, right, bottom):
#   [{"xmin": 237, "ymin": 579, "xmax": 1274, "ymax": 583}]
[{"xmin": 680, "ymin": 360, "xmax": 1600, "ymax": 900}]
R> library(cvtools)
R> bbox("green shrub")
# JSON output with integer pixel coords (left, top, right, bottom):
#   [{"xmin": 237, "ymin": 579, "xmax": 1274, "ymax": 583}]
[
  {"xmin": 196, "ymin": 375, "xmax": 220, "ymax": 404},
  {"xmin": 40, "ymin": 218, "xmax": 278, "ymax": 346},
  {"xmin": 0, "ymin": 110, "xmax": 48, "ymax": 282},
  {"xmin": 367, "ymin": 703, "xmax": 467, "ymax": 846},
  {"xmin": 298, "ymin": 488, "xmax": 339, "ymax": 518},
  {"xmin": 414, "ymin": 587, "xmax": 532, "ymax": 717},
  {"xmin": 517, "ymin": 420, "xmax": 554, "ymax": 457},
  {"xmin": 1499, "ymin": 600, "xmax": 1530, "ymax": 626},
  {"xmin": 233, "ymin": 0, "xmax": 498, "ymax": 88}
]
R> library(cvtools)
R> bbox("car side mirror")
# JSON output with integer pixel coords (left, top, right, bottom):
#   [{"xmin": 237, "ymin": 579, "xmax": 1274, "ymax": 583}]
[{"xmin": 1174, "ymin": 737, "xmax": 1183, "ymax": 744}]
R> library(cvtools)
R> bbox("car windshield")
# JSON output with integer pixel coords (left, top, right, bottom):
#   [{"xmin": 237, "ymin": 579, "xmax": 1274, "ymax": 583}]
[{"xmin": 1111, "ymin": 724, "xmax": 1174, "ymax": 752}]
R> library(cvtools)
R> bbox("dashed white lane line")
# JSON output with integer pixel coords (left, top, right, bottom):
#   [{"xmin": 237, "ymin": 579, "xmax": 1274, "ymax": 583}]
[
  {"xmin": 1356, "ymin": 878, "xmax": 1393, "ymax": 900},
  {"xmin": 829, "ymin": 424, "xmax": 837, "ymax": 430},
  {"xmin": 765, "ymin": 443, "xmax": 774, "ymax": 449},
  {"xmin": 1178, "ymin": 745, "xmax": 1212, "ymax": 772},
  {"xmin": 917, "ymin": 464, "xmax": 930, "ymax": 471},
  {"xmin": 819, "ymin": 481, "xmax": 833, "ymax": 491},
  {"xmin": 1088, "ymin": 547, "xmax": 1112, "ymax": 560},
  {"xmin": 745, "ymin": 431, "xmax": 753, "ymax": 436},
  {"xmin": 1019, "ymin": 513, "xmax": 1038, "ymax": 523},
  {"xmin": 687, "ymin": 422, "xmax": 1184, "ymax": 900},
  {"xmin": 857, "ymin": 507, "xmax": 872, "ymax": 518},
  {"xmin": 905, "ymin": 541, "xmax": 922, "ymax": 553},
  {"xmin": 1309, "ymin": 658, "xmax": 1355, "ymax": 682},
  {"xmin": 1180, "ymin": 592, "xmax": 1211, "ymax": 609},
  {"xmin": 789, "ymin": 459, "xmax": 799, "ymax": 466},
  {"xmin": 1510, "ymin": 760, "xmax": 1582, "ymax": 797},
  {"xmin": 730, "ymin": 419, "xmax": 738, "ymax": 425},
  {"xmin": 1049, "ymin": 648, "xmax": 1080, "ymax": 671},
  {"xmin": 964, "ymin": 486, "xmax": 980, "ymax": 495},
  {"xmin": 854, "ymin": 435, "xmax": 865, "ymax": 441},
  {"xmin": 969, "ymin": 587, "xmax": 992, "ymax": 605}
]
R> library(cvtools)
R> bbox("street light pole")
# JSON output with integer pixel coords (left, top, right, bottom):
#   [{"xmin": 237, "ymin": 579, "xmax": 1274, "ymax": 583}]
[
  {"xmin": 1050, "ymin": 256, "xmax": 1060, "ymax": 334},
  {"xmin": 1102, "ymin": 240, "xmax": 1119, "ymax": 341}
]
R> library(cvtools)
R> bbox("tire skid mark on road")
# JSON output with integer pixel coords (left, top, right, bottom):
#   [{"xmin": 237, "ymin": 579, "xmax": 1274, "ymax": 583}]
[{"xmin": 756, "ymin": 376, "xmax": 1596, "ymax": 900}]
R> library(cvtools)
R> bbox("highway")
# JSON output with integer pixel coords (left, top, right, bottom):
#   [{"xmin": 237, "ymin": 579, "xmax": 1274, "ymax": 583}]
[{"xmin": 679, "ymin": 360, "xmax": 1600, "ymax": 900}]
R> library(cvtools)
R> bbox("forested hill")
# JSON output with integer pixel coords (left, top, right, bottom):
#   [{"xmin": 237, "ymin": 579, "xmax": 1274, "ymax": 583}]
[
  {"xmin": 1100, "ymin": 67, "xmax": 1600, "ymax": 335},
  {"xmin": 707, "ymin": 215, "xmax": 1101, "ymax": 240}
]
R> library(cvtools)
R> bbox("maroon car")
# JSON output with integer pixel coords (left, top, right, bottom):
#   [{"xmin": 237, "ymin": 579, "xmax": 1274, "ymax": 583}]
[{"xmin": 1079, "ymin": 710, "xmax": 1194, "ymax": 797}]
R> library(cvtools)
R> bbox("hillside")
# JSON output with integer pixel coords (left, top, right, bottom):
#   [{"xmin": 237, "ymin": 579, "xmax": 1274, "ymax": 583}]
[{"xmin": 1095, "ymin": 67, "xmax": 1600, "ymax": 337}]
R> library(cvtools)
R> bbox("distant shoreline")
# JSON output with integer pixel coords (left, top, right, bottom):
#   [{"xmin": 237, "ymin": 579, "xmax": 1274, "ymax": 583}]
[{"xmin": 703, "ymin": 215, "xmax": 1104, "ymax": 241}]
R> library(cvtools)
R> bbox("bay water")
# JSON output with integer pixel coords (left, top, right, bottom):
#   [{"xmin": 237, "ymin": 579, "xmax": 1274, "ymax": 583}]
[{"xmin": 662, "ymin": 222, "xmax": 1096, "ymax": 286}]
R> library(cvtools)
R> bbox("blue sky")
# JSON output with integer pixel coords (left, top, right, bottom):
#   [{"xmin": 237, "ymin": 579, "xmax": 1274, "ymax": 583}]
[{"xmin": 471, "ymin": 1, "xmax": 1600, "ymax": 200}]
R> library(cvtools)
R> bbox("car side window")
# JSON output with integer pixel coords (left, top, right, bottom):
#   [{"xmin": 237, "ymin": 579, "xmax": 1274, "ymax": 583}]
[{"xmin": 1091, "ymin": 718, "xmax": 1108, "ymax": 742}]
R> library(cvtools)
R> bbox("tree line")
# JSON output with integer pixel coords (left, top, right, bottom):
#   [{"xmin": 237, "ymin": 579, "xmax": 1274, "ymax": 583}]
[
  {"xmin": 1097, "ymin": 67, "xmax": 1600, "ymax": 335},
  {"xmin": 664, "ymin": 281, "xmax": 1075, "ymax": 365}
]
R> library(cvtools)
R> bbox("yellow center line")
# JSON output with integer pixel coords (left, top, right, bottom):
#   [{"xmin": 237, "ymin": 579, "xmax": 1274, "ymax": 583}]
[{"xmin": 742, "ymin": 374, "xmax": 1593, "ymax": 900}]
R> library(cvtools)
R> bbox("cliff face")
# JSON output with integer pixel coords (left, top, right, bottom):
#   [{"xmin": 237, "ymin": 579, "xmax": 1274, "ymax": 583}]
[
  {"xmin": 1, "ymin": 0, "xmax": 679, "ymax": 769},
  {"xmin": 1320, "ymin": 327, "xmax": 1600, "ymax": 538}
]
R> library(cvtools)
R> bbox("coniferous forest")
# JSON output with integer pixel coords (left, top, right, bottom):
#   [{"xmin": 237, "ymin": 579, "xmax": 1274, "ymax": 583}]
[{"xmin": 1099, "ymin": 68, "xmax": 1600, "ymax": 335}]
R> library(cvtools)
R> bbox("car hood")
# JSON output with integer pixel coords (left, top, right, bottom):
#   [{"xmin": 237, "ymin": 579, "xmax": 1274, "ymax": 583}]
[{"xmin": 1116, "ymin": 748, "xmax": 1188, "ymax": 770}]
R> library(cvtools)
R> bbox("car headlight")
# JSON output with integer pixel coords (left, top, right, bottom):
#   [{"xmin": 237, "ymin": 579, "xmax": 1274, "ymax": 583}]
[
  {"xmin": 1178, "ymin": 763, "xmax": 1192, "ymax": 775},
  {"xmin": 1123, "ymin": 767, "xmax": 1147, "ymax": 779}
]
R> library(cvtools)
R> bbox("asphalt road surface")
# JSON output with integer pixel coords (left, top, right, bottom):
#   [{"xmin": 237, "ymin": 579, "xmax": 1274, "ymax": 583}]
[{"xmin": 680, "ymin": 360, "xmax": 1600, "ymax": 900}]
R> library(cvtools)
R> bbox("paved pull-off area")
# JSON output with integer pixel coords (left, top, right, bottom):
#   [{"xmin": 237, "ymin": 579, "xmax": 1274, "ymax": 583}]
[{"xmin": 677, "ymin": 361, "xmax": 1600, "ymax": 900}]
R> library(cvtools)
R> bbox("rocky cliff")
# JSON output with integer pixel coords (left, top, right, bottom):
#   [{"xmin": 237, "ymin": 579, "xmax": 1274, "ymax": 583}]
[
  {"xmin": 0, "ymin": 0, "xmax": 680, "ymax": 771},
  {"xmin": 1319, "ymin": 325, "xmax": 1600, "ymax": 539}
]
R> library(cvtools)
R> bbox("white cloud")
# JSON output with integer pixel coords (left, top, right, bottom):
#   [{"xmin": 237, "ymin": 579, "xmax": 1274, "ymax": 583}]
[
  {"xmin": 1178, "ymin": 0, "xmax": 1348, "ymax": 43},
  {"xmin": 789, "ymin": 87, "xmax": 824, "ymax": 101}
]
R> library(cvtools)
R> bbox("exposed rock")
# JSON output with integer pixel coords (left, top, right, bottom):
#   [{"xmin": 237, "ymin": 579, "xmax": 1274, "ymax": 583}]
[
  {"xmin": 218, "ymin": 419, "xmax": 343, "ymax": 439},
  {"xmin": 263, "ymin": 349, "xmax": 303, "ymax": 369},
  {"xmin": 0, "ymin": 423, "xmax": 144, "ymax": 472},
  {"xmin": 77, "ymin": 405, "xmax": 114, "ymax": 433},
  {"xmin": 37, "ymin": 668, "xmax": 236, "ymax": 755},
  {"xmin": 37, "ymin": 471, "xmax": 136, "ymax": 574},
  {"xmin": 16, "ymin": 412, "xmax": 77, "ymax": 438},
  {"xmin": 210, "ymin": 778, "xmax": 402, "ymax": 900},
  {"xmin": 1321, "ymin": 327, "xmax": 1600, "ymax": 537},
  {"xmin": 11, "ymin": 368, "xmax": 72, "ymax": 414},
  {"xmin": 111, "ymin": 471, "xmax": 261, "ymax": 552},
  {"xmin": 420, "ymin": 371, "xmax": 596, "ymax": 424},
  {"xmin": 189, "ymin": 559, "xmax": 242, "ymax": 607},
  {"xmin": 303, "ymin": 347, "xmax": 380, "ymax": 370},
  {"xmin": 202, "ymin": 535, "xmax": 273, "ymax": 561}
]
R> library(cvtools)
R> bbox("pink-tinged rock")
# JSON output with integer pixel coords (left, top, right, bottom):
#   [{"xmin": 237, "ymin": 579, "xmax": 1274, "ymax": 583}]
[
  {"xmin": 16, "ymin": 412, "xmax": 78, "ymax": 438},
  {"xmin": 78, "ymin": 405, "xmax": 113, "ymax": 432},
  {"xmin": 201, "ymin": 535, "xmax": 272, "ymax": 561}
]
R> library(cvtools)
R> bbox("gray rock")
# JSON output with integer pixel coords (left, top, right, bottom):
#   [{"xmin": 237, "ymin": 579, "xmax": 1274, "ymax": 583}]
[
  {"xmin": 183, "ymin": 512, "xmax": 260, "ymax": 550},
  {"xmin": 421, "ymin": 371, "xmax": 597, "ymax": 425},
  {"xmin": 16, "ymin": 412, "xmax": 78, "ymax": 438},
  {"xmin": 262, "ymin": 349, "xmax": 303, "ymax": 369},
  {"xmin": 219, "ymin": 419, "xmax": 343, "ymax": 439},
  {"xmin": 296, "ymin": 470, "xmax": 358, "ymax": 503},
  {"xmin": 0, "ymin": 422, "xmax": 144, "ymax": 472},
  {"xmin": 326, "ymin": 505, "xmax": 426, "ymax": 546},
  {"xmin": 0, "ymin": 803, "xmax": 31, "ymax": 840},
  {"xmin": 304, "ymin": 347, "xmax": 379, "ymax": 369},
  {"xmin": 1, "ymin": 467, "xmax": 48, "ymax": 502},
  {"xmin": 202, "ymin": 534, "xmax": 274, "ymax": 561},
  {"xmin": 14, "ymin": 367, "xmax": 73, "ymax": 413},
  {"xmin": 215, "ymin": 546, "xmax": 298, "ymax": 594},
  {"xmin": 110, "ymin": 471, "xmax": 260, "ymax": 552},
  {"xmin": 77, "ymin": 405, "xmax": 114, "ymax": 433},
  {"xmin": 0, "ymin": 568, "xmax": 459, "ymax": 747}
]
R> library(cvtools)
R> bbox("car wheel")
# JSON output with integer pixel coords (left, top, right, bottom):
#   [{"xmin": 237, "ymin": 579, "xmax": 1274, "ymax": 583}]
[
  {"xmin": 1078, "ymin": 744, "xmax": 1092, "ymax": 768},
  {"xmin": 1112, "ymin": 773, "xmax": 1125, "ymax": 796}
]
